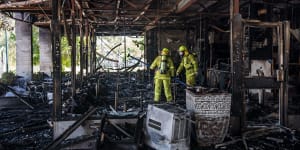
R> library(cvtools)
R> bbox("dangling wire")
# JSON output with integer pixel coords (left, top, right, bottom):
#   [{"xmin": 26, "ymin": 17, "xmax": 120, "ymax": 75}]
[{"xmin": 122, "ymin": 0, "xmax": 127, "ymax": 69}]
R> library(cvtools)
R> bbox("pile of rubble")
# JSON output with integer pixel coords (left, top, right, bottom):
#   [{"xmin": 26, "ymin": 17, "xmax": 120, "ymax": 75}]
[
  {"xmin": 0, "ymin": 106, "xmax": 52, "ymax": 150},
  {"xmin": 0, "ymin": 71, "xmax": 300, "ymax": 150}
]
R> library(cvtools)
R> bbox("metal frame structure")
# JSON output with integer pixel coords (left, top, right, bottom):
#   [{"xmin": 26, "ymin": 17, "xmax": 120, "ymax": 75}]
[{"xmin": 231, "ymin": 18, "xmax": 290, "ymax": 129}]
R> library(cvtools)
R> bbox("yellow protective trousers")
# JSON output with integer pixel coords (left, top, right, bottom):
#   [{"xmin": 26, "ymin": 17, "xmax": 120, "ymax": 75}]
[
  {"xmin": 186, "ymin": 72, "xmax": 196, "ymax": 86},
  {"xmin": 154, "ymin": 77, "xmax": 172, "ymax": 102}
]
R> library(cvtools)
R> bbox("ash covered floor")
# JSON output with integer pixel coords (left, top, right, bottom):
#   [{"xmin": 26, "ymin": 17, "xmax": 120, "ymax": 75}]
[{"xmin": 0, "ymin": 72, "xmax": 300, "ymax": 150}]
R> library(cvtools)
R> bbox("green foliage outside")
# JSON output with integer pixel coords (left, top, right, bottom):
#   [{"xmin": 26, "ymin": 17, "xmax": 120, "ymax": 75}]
[
  {"xmin": 32, "ymin": 26, "xmax": 40, "ymax": 66},
  {"xmin": 32, "ymin": 30, "xmax": 81, "ymax": 71},
  {"xmin": 60, "ymin": 36, "xmax": 81, "ymax": 71},
  {"xmin": 61, "ymin": 36, "xmax": 71, "ymax": 70},
  {"xmin": 0, "ymin": 31, "xmax": 16, "ymax": 71},
  {"xmin": 0, "ymin": 71, "xmax": 16, "ymax": 85}
]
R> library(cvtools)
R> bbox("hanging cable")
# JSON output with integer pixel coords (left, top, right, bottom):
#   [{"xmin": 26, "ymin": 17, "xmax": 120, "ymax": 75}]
[{"xmin": 122, "ymin": 0, "xmax": 127, "ymax": 69}]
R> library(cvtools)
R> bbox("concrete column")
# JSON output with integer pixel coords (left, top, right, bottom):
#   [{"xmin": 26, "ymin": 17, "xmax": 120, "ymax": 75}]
[
  {"xmin": 39, "ymin": 28, "xmax": 52, "ymax": 76},
  {"xmin": 15, "ymin": 16, "xmax": 32, "ymax": 80}
]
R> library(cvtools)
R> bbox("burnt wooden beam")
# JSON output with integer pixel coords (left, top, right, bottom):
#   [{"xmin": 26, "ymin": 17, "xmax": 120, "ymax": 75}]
[
  {"xmin": 71, "ymin": 0, "xmax": 76, "ymax": 97},
  {"xmin": 281, "ymin": 21, "xmax": 290, "ymax": 126},
  {"xmin": 0, "ymin": 0, "xmax": 48, "ymax": 8},
  {"xmin": 90, "ymin": 28, "xmax": 96, "ymax": 73},
  {"xmin": 61, "ymin": 9, "xmax": 72, "ymax": 46},
  {"xmin": 75, "ymin": 0, "xmax": 87, "ymax": 17},
  {"xmin": 85, "ymin": 19, "xmax": 89, "ymax": 75},
  {"xmin": 44, "ymin": 107, "xmax": 97, "ymax": 150},
  {"xmin": 113, "ymin": 0, "xmax": 121, "ymax": 23},
  {"xmin": 230, "ymin": 0, "xmax": 243, "ymax": 131},
  {"xmin": 79, "ymin": 12, "xmax": 84, "ymax": 83},
  {"xmin": 52, "ymin": 0, "xmax": 62, "ymax": 121},
  {"xmin": 85, "ymin": 8, "xmax": 170, "ymax": 13},
  {"xmin": 132, "ymin": 0, "xmax": 153, "ymax": 22},
  {"xmin": 145, "ymin": 1, "xmax": 179, "ymax": 31},
  {"xmin": 176, "ymin": 0, "xmax": 197, "ymax": 13},
  {"xmin": 0, "ymin": 83, "xmax": 34, "ymax": 109},
  {"xmin": 93, "ymin": 32, "xmax": 97, "ymax": 73},
  {"xmin": 124, "ymin": 0, "xmax": 138, "ymax": 9},
  {"xmin": 0, "ymin": 6, "xmax": 51, "ymax": 13},
  {"xmin": 34, "ymin": 19, "xmax": 83, "ymax": 26}
]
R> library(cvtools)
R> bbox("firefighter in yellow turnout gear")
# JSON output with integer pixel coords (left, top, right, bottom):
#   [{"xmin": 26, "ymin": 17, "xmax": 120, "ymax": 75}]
[
  {"xmin": 176, "ymin": 45, "xmax": 198, "ymax": 86},
  {"xmin": 150, "ymin": 48, "xmax": 175, "ymax": 102}
]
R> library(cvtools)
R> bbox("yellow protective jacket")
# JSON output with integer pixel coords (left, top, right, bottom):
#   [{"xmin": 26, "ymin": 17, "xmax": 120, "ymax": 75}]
[
  {"xmin": 176, "ymin": 53, "xmax": 198, "ymax": 85},
  {"xmin": 150, "ymin": 56, "xmax": 175, "ymax": 79}
]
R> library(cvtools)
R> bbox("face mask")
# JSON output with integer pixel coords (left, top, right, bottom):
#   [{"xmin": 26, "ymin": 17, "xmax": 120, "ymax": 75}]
[{"xmin": 179, "ymin": 52, "xmax": 184, "ymax": 56}]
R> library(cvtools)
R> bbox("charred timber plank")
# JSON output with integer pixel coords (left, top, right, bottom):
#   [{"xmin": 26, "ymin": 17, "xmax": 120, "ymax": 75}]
[
  {"xmin": 44, "ymin": 107, "xmax": 97, "ymax": 150},
  {"xmin": 71, "ymin": 0, "xmax": 76, "ymax": 97},
  {"xmin": 231, "ymin": 14, "xmax": 243, "ymax": 120},
  {"xmin": 84, "ymin": 19, "xmax": 89, "ymax": 75},
  {"xmin": 0, "ymin": 7, "xmax": 50, "ymax": 12},
  {"xmin": 79, "ymin": 15, "xmax": 84, "ymax": 83},
  {"xmin": 176, "ymin": 0, "xmax": 197, "ymax": 13},
  {"xmin": 107, "ymin": 119, "xmax": 133, "ymax": 138},
  {"xmin": 0, "ymin": 0, "xmax": 48, "ymax": 9},
  {"xmin": 132, "ymin": 0, "xmax": 153, "ymax": 22},
  {"xmin": 52, "ymin": 0, "xmax": 62, "ymax": 120},
  {"xmin": 0, "ymin": 84, "xmax": 34, "ymax": 109},
  {"xmin": 282, "ymin": 21, "xmax": 290, "ymax": 126}
]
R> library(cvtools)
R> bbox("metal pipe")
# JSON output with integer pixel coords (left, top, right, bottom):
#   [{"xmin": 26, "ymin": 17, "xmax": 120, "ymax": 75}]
[{"xmin": 98, "ymin": 43, "xmax": 122, "ymax": 65}]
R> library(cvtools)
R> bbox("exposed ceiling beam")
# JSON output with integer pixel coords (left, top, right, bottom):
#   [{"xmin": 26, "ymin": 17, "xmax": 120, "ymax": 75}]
[
  {"xmin": 145, "ymin": 0, "xmax": 180, "ymax": 31},
  {"xmin": 0, "ymin": 6, "xmax": 50, "ymax": 12},
  {"xmin": 124, "ymin": 0, "xmax": 138, "ymax": 9},
  {"xmin": 0, "ymin": 0, "xmax": 48, "ymax": 9},
  {"xmin": 133, "ymin": 0, "xmax": 153, "ymax": 22},
  {"xmin": 176, "ymin": 0, "xmax": 197, "ymax": 13},
  {"xmin": 113, "ymin": 0, "xmax": 121, "ymax": 23},
  {"xmin": 74, "ymin": 0, "xmax": 86, "ymax": 17},
  {"xmin": 85, "ymin": 9, "xmax": 170, "ymax": 13}
]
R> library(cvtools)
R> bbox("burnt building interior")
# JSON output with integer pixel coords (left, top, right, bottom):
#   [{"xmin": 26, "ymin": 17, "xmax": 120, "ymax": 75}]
[{"xmin": 0, "ymin": 0, "xmax": 300, "ymax": 150}]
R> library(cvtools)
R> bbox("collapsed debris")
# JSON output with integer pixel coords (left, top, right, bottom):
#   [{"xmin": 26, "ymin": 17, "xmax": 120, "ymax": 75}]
[{"xmin": 0, "ymin": 72, "xmax": 300, "ymax": 150}]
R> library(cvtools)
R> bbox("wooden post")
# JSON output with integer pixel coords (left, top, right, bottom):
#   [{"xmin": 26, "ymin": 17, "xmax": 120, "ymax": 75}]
[
  {"xmin": 85, "ymin": 19, "xmax": 89, "ymax": 75},
  {"xmin": 71, "ymin": 0, "xmax": 76, "ymax": 97},
  {"xmin": 52, "ymin": 0, "xmax": 62, "ymax": 120}
]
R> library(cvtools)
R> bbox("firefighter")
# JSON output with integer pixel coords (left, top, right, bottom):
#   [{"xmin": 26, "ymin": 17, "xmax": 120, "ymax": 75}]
[
  {"xmin": 150, "ymin": 48, "xmax": 175, "ymax": 102},
  {"xmin": 176, "ymin": 45, "xmax": 198, "ymax": 86}
]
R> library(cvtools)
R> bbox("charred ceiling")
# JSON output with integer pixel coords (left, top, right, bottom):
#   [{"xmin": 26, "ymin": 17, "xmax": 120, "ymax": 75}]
[{"xmin": 0, "ymin": 0, "xmax": 299, "ymax": 35}]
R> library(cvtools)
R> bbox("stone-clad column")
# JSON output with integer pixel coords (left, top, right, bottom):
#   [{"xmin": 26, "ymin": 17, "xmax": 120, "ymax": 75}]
[
  {"xmin": 39, "ymin": 28, "xmax": 52, "ymax": 76},
  {"xmin": 15, "ymin": 15, "xmax": 32, "ymax": 80}
]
